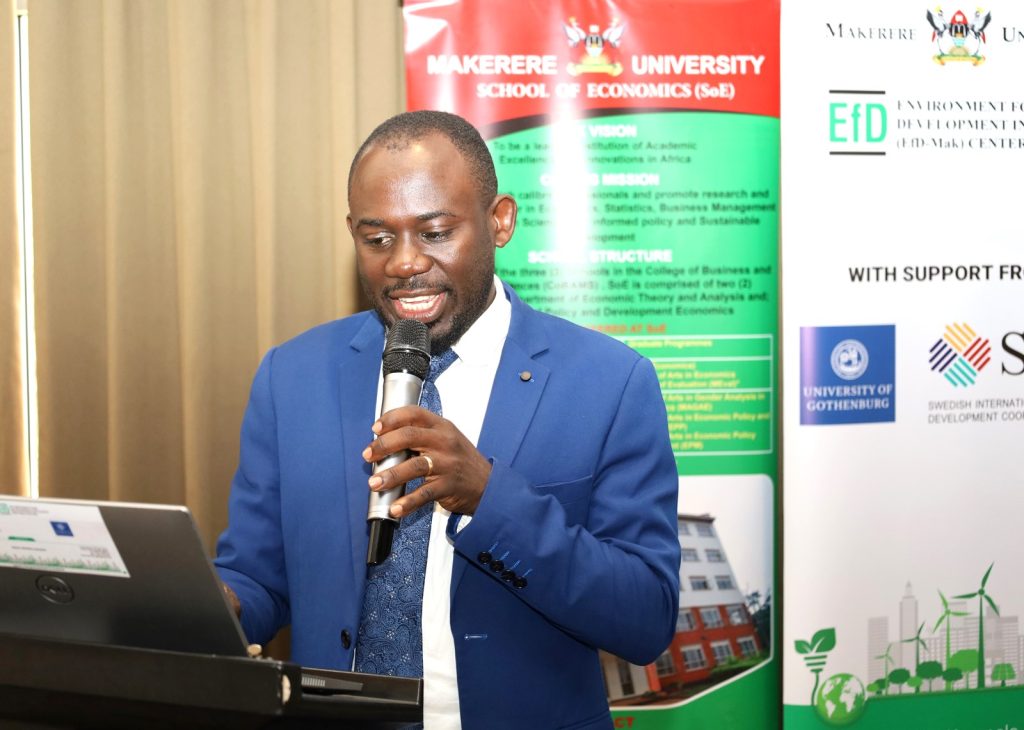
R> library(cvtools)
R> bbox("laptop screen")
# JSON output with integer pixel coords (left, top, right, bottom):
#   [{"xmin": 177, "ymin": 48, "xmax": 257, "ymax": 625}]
[{"xmin": 0, "ymin": 495, "xmax": 249, "ymax": 657}]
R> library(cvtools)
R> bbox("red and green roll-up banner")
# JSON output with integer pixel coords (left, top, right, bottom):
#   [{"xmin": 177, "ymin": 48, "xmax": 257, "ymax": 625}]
[{"xmin": 405, "ymin": 2, "xmax": 779, "ymax": 727}]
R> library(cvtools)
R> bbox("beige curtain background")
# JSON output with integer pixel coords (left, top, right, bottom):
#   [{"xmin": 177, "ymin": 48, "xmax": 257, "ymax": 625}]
[
  {"xmin": 1, "ymin": 0, "xmax": 27, "ymax": 495},
  {"xmin": 28, "ymin": 0, "xmax": 404, "ymax": 551}
]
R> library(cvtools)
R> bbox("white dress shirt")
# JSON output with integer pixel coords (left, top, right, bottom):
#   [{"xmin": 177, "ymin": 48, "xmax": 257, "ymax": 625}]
[{"xmin": 372, "ymin": 276, "xmax": 510, "ymax": 729}]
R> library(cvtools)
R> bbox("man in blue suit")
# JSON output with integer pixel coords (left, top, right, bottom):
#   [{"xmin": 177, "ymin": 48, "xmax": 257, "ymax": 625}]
[{"xmin": 215, "ymin": 111, "xmax": 680, "ymax": 729}]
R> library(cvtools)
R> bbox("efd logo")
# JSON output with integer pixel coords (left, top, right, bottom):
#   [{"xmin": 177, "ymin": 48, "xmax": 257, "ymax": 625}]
[
  {"xmin": 801, "ymin": 325, "xmax": 896, "ymax": 425},
  {"xmin": 929, "ymin": 322, "xmax": 991, "ymax": 386},
  {"xmin": 829, "ymin": 91, "xmax": 888, "ymax": 156}
]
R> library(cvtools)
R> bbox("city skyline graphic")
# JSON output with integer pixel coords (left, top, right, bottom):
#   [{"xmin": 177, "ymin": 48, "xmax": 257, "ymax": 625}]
[{"xmin": 867, "ymin": 566, "xmax": 1020, "ymax": 692}]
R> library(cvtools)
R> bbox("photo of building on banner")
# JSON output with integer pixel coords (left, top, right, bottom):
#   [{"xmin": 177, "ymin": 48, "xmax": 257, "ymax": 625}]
[{"xmin": 404, "ymin": 2, "xmax": 780, "ymax": 728}]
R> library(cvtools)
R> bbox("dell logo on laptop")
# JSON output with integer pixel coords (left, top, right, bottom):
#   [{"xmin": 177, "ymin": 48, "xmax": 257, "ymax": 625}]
[{"xmin": 36, "ymin": 575, "xmax": 75, "ymax": 604}]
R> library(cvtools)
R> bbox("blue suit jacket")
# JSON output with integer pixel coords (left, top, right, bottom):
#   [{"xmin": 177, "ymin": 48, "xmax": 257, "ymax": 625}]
[{"xmin": 215, "ymin": 283, "xmax": 680, "ymax": 729}]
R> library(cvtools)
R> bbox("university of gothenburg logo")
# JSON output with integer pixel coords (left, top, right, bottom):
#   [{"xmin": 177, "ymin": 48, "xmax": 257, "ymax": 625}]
[
  {"xmin": 925, "ymin": 7, "xmax": 991, "ymax": 65},
  {"xmin": 800, "ymin": 325, "xmax": 895, "ymax": 425},
  {"xmin": 831, "ymin": 340, "xmax": 869, "ymax": 380},
  {"xmin": 928, "ymin": 322, "xmax": 991, "ymax": 386}
]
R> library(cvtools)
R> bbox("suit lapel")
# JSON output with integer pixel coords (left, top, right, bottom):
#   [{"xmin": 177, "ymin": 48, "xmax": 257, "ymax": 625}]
[
  {"xmin": 451, "ymin": 287, "xmax": 550, "ymax": 597},
  {"xmin": 338, "ymin": 315, "xmax": 385, "ymax": 597}
]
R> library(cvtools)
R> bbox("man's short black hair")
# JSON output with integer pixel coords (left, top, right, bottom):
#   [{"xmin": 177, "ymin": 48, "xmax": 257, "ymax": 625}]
[{"xmin": 347, "ymin": 110, "xmax": 498, "ymax": 210}]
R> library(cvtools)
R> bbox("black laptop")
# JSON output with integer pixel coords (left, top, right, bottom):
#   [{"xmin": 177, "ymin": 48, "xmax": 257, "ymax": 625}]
[
  {"xmin": 0, "ymin": 495, "xmax": 424, "ymax": 728},
  {"xmin": 0, "ymin": 495, "xmax": 249, "ymax": 657}
]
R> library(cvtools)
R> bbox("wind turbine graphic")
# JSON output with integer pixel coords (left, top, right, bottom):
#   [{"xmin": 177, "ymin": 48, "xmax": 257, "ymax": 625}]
[
  {"xmin": 874, "ymin": 642, "xmax": 896, "ymax": 695},
  {"xmin": 953, "ymin": 563, "xmax": 999, "ymax": 689},
  {"xmin": 934, "ymin": 590, "xmax": 969, "ymax": 671},
  {"xmin": 901, "ymin": 622, "xmax": 929, "ymax": 692}
]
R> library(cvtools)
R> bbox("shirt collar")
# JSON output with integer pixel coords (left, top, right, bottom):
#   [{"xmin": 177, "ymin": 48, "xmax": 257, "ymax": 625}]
[{"xmin": 451, "ymin": 275, "xmax": 510, "ymax": 368}]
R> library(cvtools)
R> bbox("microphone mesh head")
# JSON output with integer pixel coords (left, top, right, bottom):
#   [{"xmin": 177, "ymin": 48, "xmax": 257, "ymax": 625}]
[{"xmin": 383, "ymin": 319, "xmax": 430, "ymax": 378}]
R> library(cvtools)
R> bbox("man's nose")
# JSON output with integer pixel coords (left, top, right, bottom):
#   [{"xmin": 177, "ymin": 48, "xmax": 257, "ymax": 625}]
[{"xmin": 384, "ymin": 236, "xmax": 431, "ymax": 279}]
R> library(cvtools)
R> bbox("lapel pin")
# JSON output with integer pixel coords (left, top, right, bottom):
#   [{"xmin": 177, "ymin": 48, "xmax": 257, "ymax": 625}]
[{"xmin": 519, "ymin": 370, "xmax": 532, "ymax": 382}]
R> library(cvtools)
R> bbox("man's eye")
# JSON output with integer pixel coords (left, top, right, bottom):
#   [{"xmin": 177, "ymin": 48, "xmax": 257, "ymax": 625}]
[
  {"xmin": 364, "ymin": 236, "xmax": 391, "ymax": 247},
  {"xmin": 422, "ymin": 230, "xmax": 452, "ymax": 243}
]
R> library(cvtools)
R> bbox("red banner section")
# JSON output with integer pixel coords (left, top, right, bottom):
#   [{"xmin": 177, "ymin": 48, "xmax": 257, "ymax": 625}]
[{"xmin": 405, "ymin": 0, "xmax": 779, "ymax": 132}]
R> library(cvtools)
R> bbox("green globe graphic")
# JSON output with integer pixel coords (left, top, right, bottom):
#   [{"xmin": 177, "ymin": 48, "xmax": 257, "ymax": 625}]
[{"xmin": 814, "ymin": 673, "xmax": 866, "ymax": 726}]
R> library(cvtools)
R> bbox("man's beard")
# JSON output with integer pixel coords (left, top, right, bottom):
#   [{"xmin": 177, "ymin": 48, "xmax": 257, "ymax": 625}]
[
  {"xmin": 423, "ymin": 272, "xmax": 494, "ymax": 355},
  {"xmin": 362, "ymin": 272, "xmax": 495, "ymax": 356}
]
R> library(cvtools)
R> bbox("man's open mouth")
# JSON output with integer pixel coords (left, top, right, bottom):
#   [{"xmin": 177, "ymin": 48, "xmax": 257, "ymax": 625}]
[{"xmin": 390, "ymin": 291, "xmax": 447, "ymax": 321}]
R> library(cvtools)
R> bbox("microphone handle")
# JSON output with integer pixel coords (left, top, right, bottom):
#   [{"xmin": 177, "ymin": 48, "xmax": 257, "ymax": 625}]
[{"xmin": 366, "ymin": 370, "xmax": 424, "ymax": 565}]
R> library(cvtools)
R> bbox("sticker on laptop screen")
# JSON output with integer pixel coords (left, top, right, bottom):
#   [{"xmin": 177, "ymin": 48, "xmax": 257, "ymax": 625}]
[{"xmin": 0, "ymin": 502, "xmax": 130, "ymax": 577}]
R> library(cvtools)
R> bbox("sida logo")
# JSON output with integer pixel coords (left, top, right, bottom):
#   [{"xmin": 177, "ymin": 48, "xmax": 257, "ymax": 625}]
[
  {"xmin": 925, "ymin": 7, "xmax": 992, "ymax": 65},
  {"xmin": 563, "ymin": 16, "xmax": 626, "ymax": 76},
  {"xmin": 928, "ymin": 322, "xmax": 991, "ymax": 386}
]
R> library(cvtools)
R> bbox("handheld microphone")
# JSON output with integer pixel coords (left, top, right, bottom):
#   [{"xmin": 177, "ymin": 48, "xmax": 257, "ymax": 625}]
[{"xmin": 366, "ymin": 319, "xmax": 431, "ymax": 566}]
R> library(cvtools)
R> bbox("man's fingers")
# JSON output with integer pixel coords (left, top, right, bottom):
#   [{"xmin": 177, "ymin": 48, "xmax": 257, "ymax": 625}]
[
  {"xmin": 391, "ymin": 481, "xmax": 436, "ymax": 518},
  {"xmin": 373, "ymin": 405, "xmax": 438, "ymax": 435},
  {"xmin": 368, "ymin": 453, "xmax": 434, "ymax": 492},
  {"xmin": 221, "ymin": 581, "xmax": 242, "ymax": 618},
  {"xmin": 372, "ymin": 453, "xmax": 440, "ymax": 516},
  {"xmin": 363, "ymin": 425, "xmax": 434, "ymax": 464},
  {"xmin": 361, "ymin": 413, "xmax": 487, "ymax": 515}
]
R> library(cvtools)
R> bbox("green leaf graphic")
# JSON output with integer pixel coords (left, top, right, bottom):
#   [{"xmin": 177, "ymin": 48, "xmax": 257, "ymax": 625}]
[
  {"xmin": 811, "ymin": 628, "xmax": 836, "ymax": 653},
  {"xmin": 795, "ymin": 640, "xmax": 811, "ymax": 654}
]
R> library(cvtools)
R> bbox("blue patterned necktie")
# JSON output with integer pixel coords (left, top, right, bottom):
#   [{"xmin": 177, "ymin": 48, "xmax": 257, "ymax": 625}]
[{"xmin": 355, "ymin": 348, "xmax": 458, "ymax": 678}]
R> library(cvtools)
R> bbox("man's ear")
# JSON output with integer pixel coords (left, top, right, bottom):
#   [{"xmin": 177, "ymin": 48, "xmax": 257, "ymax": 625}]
[{"xmin": 490, "ymin": 194, "xmax": 517, "ymax": 249}]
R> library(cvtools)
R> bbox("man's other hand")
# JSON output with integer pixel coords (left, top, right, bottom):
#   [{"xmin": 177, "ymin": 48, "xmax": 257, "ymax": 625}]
[{"xmin": 221, "ymin": 580, "xmax": 241, "ymax": 617}]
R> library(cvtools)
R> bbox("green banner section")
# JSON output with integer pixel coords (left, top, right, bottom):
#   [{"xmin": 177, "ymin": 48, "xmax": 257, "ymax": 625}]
[
  {"xmin": 612, "ymin": 662, "xmax": 780, "ymax": 730},
  {"xmin": 625, "ymin": 334, "xmax": 773, "ymax": 459},
  {"xmin": 494, "ymin": 111, "xmax": 778, "ymax": 476},
  {"xmin": 784, "ymin": 685, "xmax": 1024, "ymax": 730}
]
